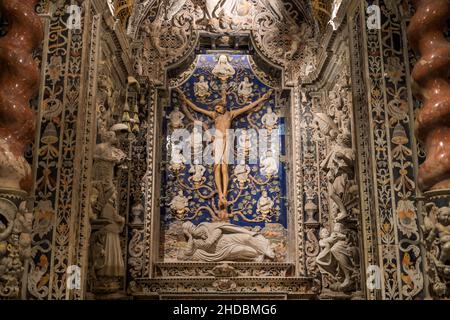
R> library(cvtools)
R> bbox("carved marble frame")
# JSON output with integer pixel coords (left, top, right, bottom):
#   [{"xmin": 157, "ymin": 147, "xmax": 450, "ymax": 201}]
[{"xmin": 131, "ymin": 32, "xmax": 319, "ymax": 298}]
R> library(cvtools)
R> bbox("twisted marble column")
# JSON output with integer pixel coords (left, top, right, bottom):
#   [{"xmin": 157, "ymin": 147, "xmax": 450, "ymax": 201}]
[
  {"xmin": 0, "ymin": 0, "xmax": 42, "ymax": 192},
  {"xmin": 0, "ymin": 0, "xmax": 42, "ymax": 299},
  {"xmin": 408, "ymin": 0, "xmax": 450, "ymax": 191}
]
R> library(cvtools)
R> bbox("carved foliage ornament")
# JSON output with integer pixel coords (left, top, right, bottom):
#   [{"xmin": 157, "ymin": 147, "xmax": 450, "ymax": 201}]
[{"xmin": 130, "ymin": 0, "xmax": 319, "ymax": 85}]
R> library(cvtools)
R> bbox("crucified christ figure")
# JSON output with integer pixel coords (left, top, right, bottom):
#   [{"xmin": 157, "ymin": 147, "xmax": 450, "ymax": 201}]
[{"xmin": 177, "ymin": 88, "xmax": 272, "ymax": 217}]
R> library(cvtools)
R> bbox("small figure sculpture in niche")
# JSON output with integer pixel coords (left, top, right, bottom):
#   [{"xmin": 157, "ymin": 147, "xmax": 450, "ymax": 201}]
[
  {"xmin": 261, "ymin": 106, "xmax": 279, "ymax": 134},
  {"xmin": 257, "ymin": 190, "xmax": 274, "ymax": 220},
  {"xmin": 212, "ymin": 54, "xmax": 236, "ymax": 80},
  {"xmin": 179, "ymin": 221, "xmax": 275, "ymax": 262},
  {"xmin": 167, "ymin": 106, "xmax": 185, "ymax": 129},
  {"xmin": 169, "ymin": 190, "xmax": 190, "ymax": 219},
  {"xmin": 194, "ymin": 75, "xmax": 210, "ymax": 99},
  {"xmin": 234, "ymin": 159, "xmax": 250, "ymax": 189},
  {"xmin": 189, "ymin": 160, "xmax": 207, "ymax": 186},
  {"xmin": 177, "ymin": 88, "xmax": 272, "ymax": 216},
  {"xmin": 238, "ymin": 76, "xmax": 253, "ymax": 102},
  {"xmin": 260, "ymin": 150, "xmax": 278, "ymax": 178}
]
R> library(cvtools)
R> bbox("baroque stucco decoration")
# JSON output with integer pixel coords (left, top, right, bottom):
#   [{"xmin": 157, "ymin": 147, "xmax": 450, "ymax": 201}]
[
  {"xmin": 313, "ymin": 71, "xmax": 361, "ymax": 296},
  {"xmin": 127, "ymin": 0, "xmax": 320, "ymax": 86},
  {"xmin": 8, "ymin": 0, "xmax": 446, "ymax": 301}
]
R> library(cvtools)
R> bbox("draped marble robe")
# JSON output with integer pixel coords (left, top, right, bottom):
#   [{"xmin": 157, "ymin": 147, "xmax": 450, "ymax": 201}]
[{"xmin": 181, "ymin": 222, "xmax": 275, "ymax": 262}]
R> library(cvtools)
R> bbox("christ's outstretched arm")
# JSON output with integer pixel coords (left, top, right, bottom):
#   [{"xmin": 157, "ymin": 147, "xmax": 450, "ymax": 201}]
[
  {"xmin": 231, "ymin": 90, "xmax": 273, "ymax": 118},
  {"xmin": 176, "ymin": 88, "xmax": 215, "ymax": 119}
]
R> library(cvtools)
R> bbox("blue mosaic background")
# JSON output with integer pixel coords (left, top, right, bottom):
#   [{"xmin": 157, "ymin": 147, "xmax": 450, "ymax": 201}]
[{"xmin": 161, "ymin": 54, "xmax": 288, "ymax": 233}]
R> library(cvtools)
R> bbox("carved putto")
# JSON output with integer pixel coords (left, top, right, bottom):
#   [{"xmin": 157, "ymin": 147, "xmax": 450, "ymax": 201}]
[
  {"xmin": 260, "ymin": 150, "xmax": 278, "ymax": 178},
  {"xmin": 261, "ymin": 106, "xmax": 279, "ymax": 133},
  {"xmin": 238, "ymin": 76, "xmax": 253, "ymax": 102},
  {"xmin": 257, "ymin": 190, "xmax": 274, "ymax": 220},
  {"xmin": 0, "ymin": 199, "xmax": 33, "ymax": 298},
  {"xmin": 194, "ymin": 75, "xmax": 210, "ymax": 99},
  {"xmin": 167, "ymin": 106, "xmax": 185, "ymax": 129},
  {"xmin": 169, "ymin": 190, "xmax": 190, "ymax": 219},
  {"xmin": 423, "ymin": 202, "xmax": 450, "ymax": 297}
]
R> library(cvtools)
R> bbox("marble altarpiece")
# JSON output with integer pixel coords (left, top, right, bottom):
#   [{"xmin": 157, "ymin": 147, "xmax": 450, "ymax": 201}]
[{"xmin": 0, "ymin": 0, "xmax": 449, "ymax": 301}]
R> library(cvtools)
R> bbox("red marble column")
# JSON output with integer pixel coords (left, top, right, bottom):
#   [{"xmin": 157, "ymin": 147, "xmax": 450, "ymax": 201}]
[
  {"xmin": 408, "ymin": 0, "xmax": 450, "ymax": 191},
  {"xmin": 0, "ymin": 0, "xmax": 43, "ymax": 192}
]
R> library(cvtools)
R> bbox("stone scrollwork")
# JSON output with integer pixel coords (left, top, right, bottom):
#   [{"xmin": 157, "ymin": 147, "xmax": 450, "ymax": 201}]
[
  {"xmin": 137, "ymin": 0, "xmax": 198, "ymax": 83},
  {"xmin": 129, "ymin": 1, "xmax": 320, "ymax": 85}
]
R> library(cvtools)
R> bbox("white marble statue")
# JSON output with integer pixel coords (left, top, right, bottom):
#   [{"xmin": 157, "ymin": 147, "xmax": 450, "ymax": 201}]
[
  {"xmin": 194, "ymin": 75, "xmax": 210, "ymax": 99},
  {"xmin": 190, "ymin": 125, "xmax": 203, "ymax": 159},
  {"xmin": 189, "ymin": 162, "xmax": 206, "ymax": 184},
  {"xmin": 260, "ymin": 151, "xmax": 278, "ymax": 177},
  {"xmin": 169, "ymin": 145, "xmax": 186, "ymax": 173},
  {"xmin": 257, "ymin": 190, "xmax": 274, "ymax": 218},
  {"xmin": 316, "ymin": 223, "xmax": 359, "ymax": 291},
  {"xmin": 212, "ymin": 54, "xmax": 236, "ymax": 79},
  {"xmin": 169, "ymin": 190, "xmax": 189, "ymax": 217},
  {"xmin": 179, "ymin": 221, "xmax": 275, "ymax": 262},
  {"xmin": 168, "ymin": 106, "xmax": 185, "ymax": 129},
  {"xmin": 261, "ymin": 106, "xmax": 278, "ymax": 133},
  {"xmin": 238, "ymin": 76, "xmax": 253, "ymax": 101},
  {"xmin": 234, "ymin": 160, "xmax": 250, "ymax": 188}
]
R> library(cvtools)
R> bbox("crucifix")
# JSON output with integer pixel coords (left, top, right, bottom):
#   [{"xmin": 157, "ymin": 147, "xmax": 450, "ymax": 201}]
[{"xmin": 177, "ymin": 88, "xmax": 272, "ymax": 220}]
